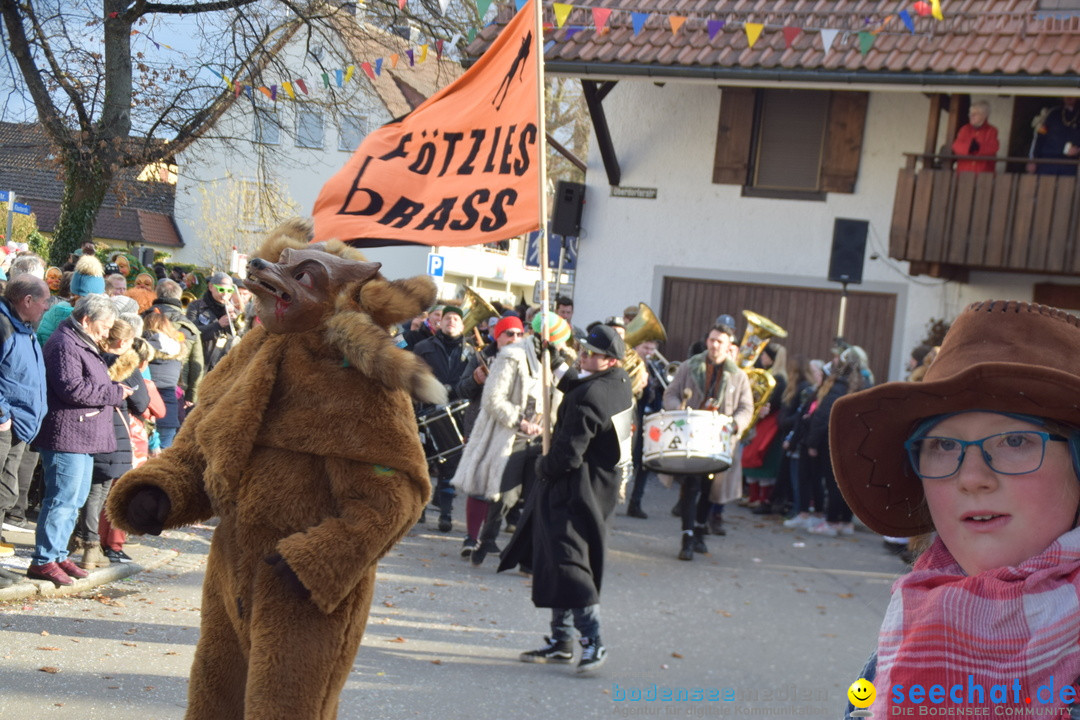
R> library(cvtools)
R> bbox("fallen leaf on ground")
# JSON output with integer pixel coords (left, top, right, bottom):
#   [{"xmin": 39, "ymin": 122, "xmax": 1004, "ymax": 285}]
[{"xmin": 39, "ymin": 666, "xmax": 59, "ymax": 673}]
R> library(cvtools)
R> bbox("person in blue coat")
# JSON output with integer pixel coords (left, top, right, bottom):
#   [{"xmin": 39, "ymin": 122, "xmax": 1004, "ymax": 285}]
[{"xmin": 0, "ymin": 276, "xmax": 50, "ymax": 575}]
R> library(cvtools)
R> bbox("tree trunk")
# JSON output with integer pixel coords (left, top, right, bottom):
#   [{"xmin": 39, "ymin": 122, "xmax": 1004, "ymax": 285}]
[{"xmin": 49, "ymin": 154, "xmax": 112, "ymax": 267}]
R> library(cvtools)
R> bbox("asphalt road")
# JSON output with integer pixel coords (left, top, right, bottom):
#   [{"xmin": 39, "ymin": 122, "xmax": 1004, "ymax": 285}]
[{"xmin": 0, "ymin": 485, "xmax": 906, "ymax": 719}]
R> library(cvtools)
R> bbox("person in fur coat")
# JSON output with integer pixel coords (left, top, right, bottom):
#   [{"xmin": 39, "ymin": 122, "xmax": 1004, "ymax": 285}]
[
  {"xmin": 451, "ymin": 317, "xmax": 557, "ymax": 565},
  {"xmin": 106, "ymin": 219, "xmax": 445, "ymax": 720}
]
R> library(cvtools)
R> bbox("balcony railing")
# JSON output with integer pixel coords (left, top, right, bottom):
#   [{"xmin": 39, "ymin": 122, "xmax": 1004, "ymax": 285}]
[{"xmin": 890, "ymin": 153, "xmax": 1080, "ymax": 277}]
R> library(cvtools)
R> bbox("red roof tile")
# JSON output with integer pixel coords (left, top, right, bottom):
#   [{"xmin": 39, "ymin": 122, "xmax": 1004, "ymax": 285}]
[{"xmin": 471, "ymin": 0, "xmax": 1080, "ymax": 84}]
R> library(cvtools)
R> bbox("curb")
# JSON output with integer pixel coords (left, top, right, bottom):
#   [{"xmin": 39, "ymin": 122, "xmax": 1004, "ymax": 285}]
[{"xmin": 0, "ymin": 546, "xmax": 180, "ymax": 604}]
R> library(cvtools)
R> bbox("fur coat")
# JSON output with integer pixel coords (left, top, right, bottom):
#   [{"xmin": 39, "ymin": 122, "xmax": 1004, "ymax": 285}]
[
  {"xmin": 107, "ymin": 219, "xmax": 443, "ymax": 720},
  {"xmin": 451, "ymin": 340, "xmax": 554, "ymax": 501}
]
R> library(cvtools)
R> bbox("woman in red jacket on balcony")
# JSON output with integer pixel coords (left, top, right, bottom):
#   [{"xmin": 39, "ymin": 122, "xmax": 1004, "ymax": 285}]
[{"xmin": 951, "ymin": 101, "xmax": 1000, "ymax": 173}]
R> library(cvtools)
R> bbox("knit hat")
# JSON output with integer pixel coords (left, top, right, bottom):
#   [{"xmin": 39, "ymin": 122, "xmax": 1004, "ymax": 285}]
[
  {"xmin": 71, "ymin": 255, "xmax": 105, "ymax": 296},
  {"xmin": 493, "ymin": 315, "xmax": 524, "ymax": 339},
  {"xmin": 531, "ymin": 311, "xmax": 572, "ymax": 344}
]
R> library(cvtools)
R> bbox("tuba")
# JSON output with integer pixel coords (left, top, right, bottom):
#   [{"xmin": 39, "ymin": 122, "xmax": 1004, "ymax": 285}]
[
  {"xmin": 460, "ymin": 286, "xmax": 499, "ymax": 338},
  {"xmin": 736, "ymin": 310, "xmax": 788, "ymax": 434},
  {"xmin": 623, "ymin": 303, "xmax": 675, "ymax": 388}
]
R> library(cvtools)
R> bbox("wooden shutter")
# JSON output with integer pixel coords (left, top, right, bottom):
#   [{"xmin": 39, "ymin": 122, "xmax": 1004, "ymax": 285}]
[
  {"xmin": 820, "ymin": 91, "xmax": 869, "ymax": 194},
  {"xmin": 713, "ymin": 87, "xmax": 755, "ymax": 185},
  {"xmin": 754, "ymin": 90, "xmax": 829, "ymax": 190}
]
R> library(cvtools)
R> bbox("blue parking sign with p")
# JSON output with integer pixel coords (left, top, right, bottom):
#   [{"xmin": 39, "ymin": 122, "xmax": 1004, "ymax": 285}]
[{"xmin": 427, "ymin": 253, "xmax": 445, "ymax": 277}]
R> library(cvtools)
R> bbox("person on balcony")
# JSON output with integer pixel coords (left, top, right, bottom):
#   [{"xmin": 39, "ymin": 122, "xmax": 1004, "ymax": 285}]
[
  {"xmin": 1027, "ymin": 97, "xmax": 1080, "ymax": 176},
  {"xmin": 951, "ymin": 101, "xmax": 999, "ymax": 174}
]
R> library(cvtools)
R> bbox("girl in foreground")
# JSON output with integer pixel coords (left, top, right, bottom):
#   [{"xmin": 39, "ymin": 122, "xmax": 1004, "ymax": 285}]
[{"xmin": 832, "ymin": 301, "xmax": 1080, "ymax": 717}]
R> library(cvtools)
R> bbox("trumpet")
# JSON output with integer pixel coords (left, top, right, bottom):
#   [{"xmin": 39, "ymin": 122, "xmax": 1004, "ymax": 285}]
[{"xmin": 645, "ymin": 350, "xmax": 679, "ymax": 389}]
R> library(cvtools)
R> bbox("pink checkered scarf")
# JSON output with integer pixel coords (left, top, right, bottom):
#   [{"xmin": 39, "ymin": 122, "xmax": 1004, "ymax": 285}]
[{"xmin": 871, "ymin": 529, "xmax": 1080, "ymax": 715}]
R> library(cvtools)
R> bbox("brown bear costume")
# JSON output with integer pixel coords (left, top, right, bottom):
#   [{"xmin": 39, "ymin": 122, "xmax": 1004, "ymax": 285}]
[{"xmin": 107, "ymin": 219, "xmax": 444, "ymax": 720}]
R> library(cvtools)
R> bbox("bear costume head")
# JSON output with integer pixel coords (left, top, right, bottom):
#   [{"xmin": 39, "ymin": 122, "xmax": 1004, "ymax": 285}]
[{"xmin": 244, "ymin": 218, "xmax": 446, "ymax": 404}]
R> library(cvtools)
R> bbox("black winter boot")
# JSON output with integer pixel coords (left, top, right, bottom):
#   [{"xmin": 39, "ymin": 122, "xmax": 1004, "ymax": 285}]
[
  {"xmin": 627, "ymin": 501, "xmax": 647, "ymax": 519},
  {"xmin": 692, "ymin": 525, "xmax": 709, "ymax": 554},
  {"xmin": 678, "ymin": 533, "xmax": 694, "ymax": 561}
]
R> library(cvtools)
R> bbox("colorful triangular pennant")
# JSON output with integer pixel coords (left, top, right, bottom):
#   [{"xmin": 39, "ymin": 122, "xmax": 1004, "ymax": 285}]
[
  {"xmin": 593, "ymin": 7, "xmax": 612, "ymax": 33},
  {"xmin": 744, "ymin": 22, "xmax": 764, "ymax": 48},
  {"xmin": 553, "ymin": 2, "xmax": 572, "ymax": 28},
  {"xmin": 707, "ymin": 19, "xmax": 725, "ymax": 41},
  {"xmin": 899, "ymin": 9, "xmax": 916, "ymax": 33},
  {"xmin": 858, "ymin": 30, "xmax": 875, "ymax": 54},
  {"xmin": 782, "ymin": 26, "xmax": 800, "ymax": 48},
  {"xmin": 820, "ymin": 28, "xmax": 839, "ymax": 54},
  {"xmin": 669, "ymin": 15, "xmax": 686, "ymax": 35},
  {"xmin": 632, "ymin": 12, "xmax": 648, "ymax": 35}
]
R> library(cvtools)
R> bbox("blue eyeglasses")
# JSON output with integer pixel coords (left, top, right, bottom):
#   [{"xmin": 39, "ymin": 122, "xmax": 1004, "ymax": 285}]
[{"xmin": 904, "ymin": 431, "xmax": 1068, "ymax": 480}]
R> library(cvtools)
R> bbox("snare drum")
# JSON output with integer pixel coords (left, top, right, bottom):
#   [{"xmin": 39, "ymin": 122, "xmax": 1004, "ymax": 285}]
[
  {"xmin": 417, "ymin": 401, "xmax": 471, "ymax": 462},
  {"xmin": 642, "ymin": 409, "xmax": 736, "ymax": 475}
]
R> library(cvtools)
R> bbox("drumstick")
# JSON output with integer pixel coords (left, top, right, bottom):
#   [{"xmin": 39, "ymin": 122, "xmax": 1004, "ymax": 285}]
[{"xmin": 679, "ymin": 388, "xmax": 692, "ymax": 410}]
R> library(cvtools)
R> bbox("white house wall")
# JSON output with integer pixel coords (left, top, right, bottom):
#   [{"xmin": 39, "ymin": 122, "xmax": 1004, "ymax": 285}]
[{"xmin": 570, "ymin": 81, "xmax": 1062, "ymax": 382}]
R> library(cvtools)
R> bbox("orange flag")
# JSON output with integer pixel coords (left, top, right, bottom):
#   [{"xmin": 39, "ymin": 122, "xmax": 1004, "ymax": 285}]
[{"xmin": 313, "ymin": 0, "xmax": 540, "ymax": 247}]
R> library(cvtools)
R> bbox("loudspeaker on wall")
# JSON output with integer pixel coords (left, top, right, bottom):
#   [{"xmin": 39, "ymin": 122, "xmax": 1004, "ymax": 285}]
[
  {"xmin": 828, "ymin": 218, "xmax": 869, "ymax": 284},
  {"xmin": 550, "ymin": 180, "xmax": 586, "ymax": 237}
]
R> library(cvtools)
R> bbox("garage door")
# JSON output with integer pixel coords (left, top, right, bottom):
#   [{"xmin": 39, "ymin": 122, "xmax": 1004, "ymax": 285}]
[{"xmin": 660, "ymin": 277, "xmax": 896, "ymax": 384}]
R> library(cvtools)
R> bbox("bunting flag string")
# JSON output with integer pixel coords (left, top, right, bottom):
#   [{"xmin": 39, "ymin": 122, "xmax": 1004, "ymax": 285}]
[
  {"xmin": 131, "ymin": 0, "xmax": 961, "ymax": 108},
  {"xmin": 526, "ymin": 0, "xmax": 950, "ymax": 57}
]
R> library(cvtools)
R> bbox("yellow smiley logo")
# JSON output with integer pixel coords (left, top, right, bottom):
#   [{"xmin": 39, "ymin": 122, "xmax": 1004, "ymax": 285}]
[{"xmin": 848, "ymin": 678, "xmax": 876, "ymax": 708}]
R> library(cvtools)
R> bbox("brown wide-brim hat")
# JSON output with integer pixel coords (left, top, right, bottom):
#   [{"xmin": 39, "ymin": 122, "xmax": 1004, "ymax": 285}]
[{"xmin": 830, "ymin": 300, "xmax": 1080, "ymax": 537}]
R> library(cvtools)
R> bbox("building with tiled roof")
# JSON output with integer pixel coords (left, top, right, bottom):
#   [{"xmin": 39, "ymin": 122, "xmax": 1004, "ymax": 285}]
[
  {"xmin": 0, "ymin": 121, "xmax": 183, "ymax": 249},
  {"xmin": 470, "ymin": 0, "xmax": 1080, "ymax": 382}
]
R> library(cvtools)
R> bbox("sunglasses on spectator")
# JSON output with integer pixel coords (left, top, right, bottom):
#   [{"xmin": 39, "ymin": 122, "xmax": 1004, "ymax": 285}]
[
  {"xmin": 214, "ymin": 285, "xmax": 235, "ymax": 295},
  {"xmin": 501, "ymin": 330, "xmax": 524, "ymax": 337}
]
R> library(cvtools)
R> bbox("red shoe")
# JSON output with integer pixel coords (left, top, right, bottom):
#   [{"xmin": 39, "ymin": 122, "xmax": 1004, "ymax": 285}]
[
  {"xmin": 57, "ymin": 559, "xmax": 89, "ymax": 579},
  {"xmin": 27, "ymin": 562, "xmax": 73, "ymax": 586}
]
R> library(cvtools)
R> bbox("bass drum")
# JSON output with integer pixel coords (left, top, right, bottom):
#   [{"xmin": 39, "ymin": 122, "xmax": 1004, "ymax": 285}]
[
  {"xmin": 417, "ymin": 400, "xmax": 471, "ymax": 462},
  {"xmin": 642, "ymin": 409, "xmax": 736, "ymax": 475}
]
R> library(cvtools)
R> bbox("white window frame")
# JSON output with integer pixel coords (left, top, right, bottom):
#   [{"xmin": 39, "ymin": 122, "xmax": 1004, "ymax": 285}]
[
  {"xmin": 338, "ymin": 115, "xmax": 367, "ymax": 152},
  {"xmin": 296, "ymin": 108, "xmax": 325, "ymax": 149},
  {"xmin": 254, "ymin": 107, "xmax": 281, "ymax": 146}
]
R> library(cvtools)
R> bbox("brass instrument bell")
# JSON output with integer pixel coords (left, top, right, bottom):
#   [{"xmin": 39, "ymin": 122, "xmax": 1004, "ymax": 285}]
[
  {"xmin": 461, "ymin": 286, "xmax": 499, "ymax": 337},
  {"xmin": 623, "ymin": 302, "xmax": 667, "ymax": 348},
  {"xmin": 736, "ymin": 310, "xmax": 787, "ymax": 435}
]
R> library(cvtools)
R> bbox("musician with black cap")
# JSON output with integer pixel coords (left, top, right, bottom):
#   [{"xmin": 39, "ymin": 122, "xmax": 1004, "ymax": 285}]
[{"xmin": 501, "ymin": 324, "xmax": 634, "ymax": 674}]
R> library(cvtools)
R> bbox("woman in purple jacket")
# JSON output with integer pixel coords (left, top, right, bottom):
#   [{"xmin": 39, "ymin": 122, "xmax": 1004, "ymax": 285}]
[{"xmin": 28, "ymin": 294, "xmax": 133, "ymax": 586}]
